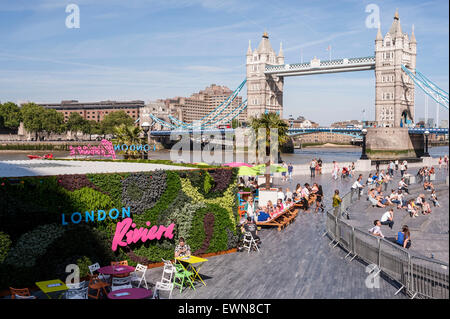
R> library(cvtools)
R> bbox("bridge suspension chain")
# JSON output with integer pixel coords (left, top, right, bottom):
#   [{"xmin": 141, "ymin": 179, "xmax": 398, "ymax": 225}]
[{"xmin": 402, "ymin": 65, "xmax": 449, "ymax": 110}]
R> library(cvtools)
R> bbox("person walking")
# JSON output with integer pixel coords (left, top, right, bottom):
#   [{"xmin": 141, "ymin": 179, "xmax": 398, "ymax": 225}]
[
  {"xmin": 314, "ymin": 184, "xmax": 325, "ymax": 213},
  {"xmin": 399, "ymin": 161, "xmax": 406, "ymax": 177},
  {"xmin": 288, "ymin": 163, "xmax": 293, "ymax": 181},
  {"xmin": 332, "ymin": 161, "xmax": 339, "ymax": 180},
  {"xmin": 310, "ymin": 159, "xmax": 316, "ymax": 178}
]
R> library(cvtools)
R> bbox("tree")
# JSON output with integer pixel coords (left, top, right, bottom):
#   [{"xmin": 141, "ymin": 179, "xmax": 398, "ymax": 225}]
[
  {"xmin": 101, "ymin": 111, "xmax": 134, "ymax": 135},
  {"xmin": 112, "ymin": 124, "xmax": 144, "ymax": 159},
  {"xmin": 66, "ymin": 112, "xmax": 88, "ymax": 136},
  {"xmin": 85, "ymin": 120, "xmax": 103, "ymax": 140},
  {"xmin": 250, "ymin": 112, "xmax": 289, "ymax": 188},
  {"xmin": 0, "ymin": 102, "xmax": 21, "ymax": 129},
  {"xmin": 20, "ymin": 103, "xmax": 46, "ymax": 140},
  {"xmin": 42, "ymin": 109, "xmax": 65, "ymax": 138},
  {"xmin": 231, "ymin": 119, "xmax": 240, "ymax": 129}
]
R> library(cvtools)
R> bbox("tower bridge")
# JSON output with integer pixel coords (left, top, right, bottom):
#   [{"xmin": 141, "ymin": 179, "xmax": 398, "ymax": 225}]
[{"xmin": 146, "ymin": 10, "xmax": 448, "ymax": 159}]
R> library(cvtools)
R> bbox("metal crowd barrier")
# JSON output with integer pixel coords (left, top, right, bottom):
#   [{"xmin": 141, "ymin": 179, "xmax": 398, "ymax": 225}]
[{"xmin": 324, "ymin": 189, "xmax": 449, "ymax": 299}]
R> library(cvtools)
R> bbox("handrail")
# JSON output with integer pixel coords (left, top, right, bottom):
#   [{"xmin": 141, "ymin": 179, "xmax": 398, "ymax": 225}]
[{"xmin": 325, "ymin": 182, "xmax": 449, "ymax": 299}]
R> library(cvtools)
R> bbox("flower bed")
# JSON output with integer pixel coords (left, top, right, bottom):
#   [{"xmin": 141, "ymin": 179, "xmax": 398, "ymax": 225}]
[{"xmin": 0, "ymin": 167, "xmax": 239, "ymax": 289}]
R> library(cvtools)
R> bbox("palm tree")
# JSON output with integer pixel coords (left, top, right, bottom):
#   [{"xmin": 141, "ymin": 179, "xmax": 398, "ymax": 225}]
[
  {"xmin": 250, "ymin": 112, "xmax": 289, "ymax": 188},
  {"xmin": 112, "ymin": 124, "xmax": 144, "ymax": 159}
]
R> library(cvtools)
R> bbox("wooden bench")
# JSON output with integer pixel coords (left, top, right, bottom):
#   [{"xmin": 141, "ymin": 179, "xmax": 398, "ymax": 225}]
[{"xmin": 256, "ymin": 205, "xmax": 298, "ymax": 231}]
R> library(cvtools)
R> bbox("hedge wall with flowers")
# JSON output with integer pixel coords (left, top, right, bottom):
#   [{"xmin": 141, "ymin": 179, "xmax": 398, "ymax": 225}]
[{"xmin": 0, "ymin": 168, "xmax": 239, "ymax": 289}]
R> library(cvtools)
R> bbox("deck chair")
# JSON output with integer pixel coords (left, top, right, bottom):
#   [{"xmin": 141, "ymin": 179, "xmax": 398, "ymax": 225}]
[{"xmin": 242, "ymin": 232, "xmax": 260, "ymax": 253}]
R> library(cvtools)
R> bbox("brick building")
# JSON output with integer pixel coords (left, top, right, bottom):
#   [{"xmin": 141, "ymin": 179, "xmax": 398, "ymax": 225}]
[{"xmin": 37, "ymin": 100, "xmax": 144, "ymax": 123}]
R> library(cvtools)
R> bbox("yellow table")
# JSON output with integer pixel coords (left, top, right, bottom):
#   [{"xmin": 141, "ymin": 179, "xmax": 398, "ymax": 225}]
[
  {"xmin": 175, "ymin": 256, "xmax": 208, "ymax": 286},
  {"xmin": 35, "ymin": 279, "xmax": 68, "ymax": 299}
]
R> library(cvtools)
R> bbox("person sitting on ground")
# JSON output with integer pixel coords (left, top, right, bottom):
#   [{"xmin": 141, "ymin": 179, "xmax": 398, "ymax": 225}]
[
  {"xmin": 423, "ymin": 180, "xmax": 435, "ymax": 192},
  {"xmin": 396, "ymin": 225, "xmax": 411, "ymax": 249},
  {"xmin": 430, "ymin": 190, "xmax": 440, "ymax": 207},
  {"xmin": 380, "ymin": 209, "xmax": 395, "ymax": 229},
  {"xmin": 175, "ymin": 237, "xmax": 191, "ymax": 258},
  {"xmin": 422, "ymin": 200, "xmax": 432, "ymax": 215},
  {"xmin": 407, "ymin": 199, "xmax": 419, "ymax": 218},
  {"xmin": 369, "ymin": 220, "xmax": 384, "ymax": 238},
  {"xmin": 415, "ymin": 194, "xmax": 425, "ymax": 213},
  {"xmin": 396, "ymin": 190, "xmax": 407, "ymax": 208},
  {"xmin": 366, "ymin": 173, "xmax": 375, "ymax": 187},
  {"xmin": 368, "ymin": 189, "xmax": 386, "ymax": 208},
  {"xmin": 241, "ymin": 217, "xmax": 261, "ymax": 244},
  {"xmin": 398, "ymin": 178, "xmax": 409, "ymax": 194},
  {"xmin": 389, "ymin": 189, "xmax": 402, "ymax": 209}
]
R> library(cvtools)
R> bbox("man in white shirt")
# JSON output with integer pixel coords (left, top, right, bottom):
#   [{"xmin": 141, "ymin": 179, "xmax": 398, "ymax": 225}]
[
  {"xmin": 380, "ymin": 209, "xmax": 394, "ymax": 229},
  {"xmin": 351, "ymin": 174, "xmax": 365, "ymax": 201},
  {"xmin": 369, "ymin": 220, "xmax": 384, "ymax": 238},
  {"xmin": 398, "ymin": 178, "xmax": 409, "ymax": 194}
]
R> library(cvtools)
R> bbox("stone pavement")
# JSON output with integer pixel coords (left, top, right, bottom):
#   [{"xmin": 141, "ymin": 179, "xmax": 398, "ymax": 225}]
[
  {"xmin": 0, "ymin": 159, "xmax": 193, "ymax": 177},
  {"xmin": 143, "ymin": 212, "xmax": 406, "ymax": 299},
  {"xmin": 345, "ymin": 173, "xmax": 449, "ymax": 262}
]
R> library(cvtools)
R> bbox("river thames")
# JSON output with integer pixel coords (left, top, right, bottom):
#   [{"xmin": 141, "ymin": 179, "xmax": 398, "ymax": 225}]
[{"xmin": 0, "ymin": 145, "xmax": 448, "ymax": 163}]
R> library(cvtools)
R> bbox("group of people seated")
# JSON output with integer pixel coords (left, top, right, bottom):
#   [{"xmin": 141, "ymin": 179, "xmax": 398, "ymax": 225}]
[
  {"xmin": 366, "ymin": 169, "xmax": 392, "ymax": 187},
  {"xmin": 292, "ymin": 183, "xmax": 324, "ymax": 212},
  {"xmin": 241, "ymin": 182, "xmax": 325, "ymax": 225},
  {"xmin": 369, "ymin": 220, "xmax": 411, "ymax": 249}
]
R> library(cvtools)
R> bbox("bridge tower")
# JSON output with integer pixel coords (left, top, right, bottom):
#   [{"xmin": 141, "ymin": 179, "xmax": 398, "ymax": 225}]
[
  {"xmin": 246, "ymin": 32, "xmax": 284, "ymax": 119},
  {"xmin": 375, "ymin": 9, "xmax": 417, "ymax": 128}
]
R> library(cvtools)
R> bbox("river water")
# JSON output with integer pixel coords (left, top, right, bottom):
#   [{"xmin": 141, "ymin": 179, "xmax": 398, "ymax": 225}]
[{"xmin": 0, "ymin": 146, "xmax": 448, "ymax": 164}]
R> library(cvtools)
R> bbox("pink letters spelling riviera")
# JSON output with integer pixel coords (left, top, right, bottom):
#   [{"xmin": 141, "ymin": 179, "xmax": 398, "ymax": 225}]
[
  {"xmin": 112, "ymin": 218, "xmax": 175, "ymax": 251},
  {"xmin": 69, "ymin": 139, "xmax": 116, "ymax": 159}
]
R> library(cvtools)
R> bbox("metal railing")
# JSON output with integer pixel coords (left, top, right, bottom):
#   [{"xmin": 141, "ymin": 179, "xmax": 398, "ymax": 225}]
[{"xmin": 325, "ymin": 187, "xmax": 449, "ymax": 299}]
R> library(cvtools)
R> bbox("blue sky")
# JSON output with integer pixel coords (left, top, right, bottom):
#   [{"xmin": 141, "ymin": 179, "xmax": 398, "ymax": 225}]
[{"xmin": 0, "ymin": 0, "xmax": 448, "ymax": 125}]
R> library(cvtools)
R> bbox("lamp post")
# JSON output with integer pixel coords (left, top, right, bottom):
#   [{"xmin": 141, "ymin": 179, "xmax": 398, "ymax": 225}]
[
  {"xmin": 423, "ymin": 130, "xmax": 430, "ymax": 157},
  {"xmin": 360, "ymin": 129, "xmax": 368, "ymax": 160},
  {"xmin": 142, "ymin": 122, "xmax": 150, "ymax": 160}
]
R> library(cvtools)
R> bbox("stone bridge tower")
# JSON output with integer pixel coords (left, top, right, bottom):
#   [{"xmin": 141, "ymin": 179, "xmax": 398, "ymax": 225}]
[
  {"xmin": 246, "ymin": 32, "xmax": 285, "ymax": 119},
  {"xmin": 375, "ymin": 9, "xmax": 417, "ymax": 128}
]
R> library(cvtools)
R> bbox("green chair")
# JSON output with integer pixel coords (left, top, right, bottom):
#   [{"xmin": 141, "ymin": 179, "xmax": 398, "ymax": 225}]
[{"xmin": 173, "ymin": 264, "xmax": 196, "ymax": 293}]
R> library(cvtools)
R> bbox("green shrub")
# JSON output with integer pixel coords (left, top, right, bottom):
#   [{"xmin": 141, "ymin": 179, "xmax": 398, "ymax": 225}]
[
  {"xmin": 76, "ymin": 256, "xmax": 93, "ymax": 278},
  {"xmin": 0, "ymin": 232, "xmax": 12, "ymax": 263},
  {"xmin": 4, "ymin": 224, "xmax": 66, "ymax": 268}
]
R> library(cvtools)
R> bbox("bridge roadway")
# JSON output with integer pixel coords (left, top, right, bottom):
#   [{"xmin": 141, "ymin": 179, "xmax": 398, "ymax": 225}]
[
  {"xmin": 143, "ymin": 173, "xmax": 410, "ymax": 299},
  {"xmin": 150, "ymin": 127, "xmax": 449, "ymax": 137}
]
